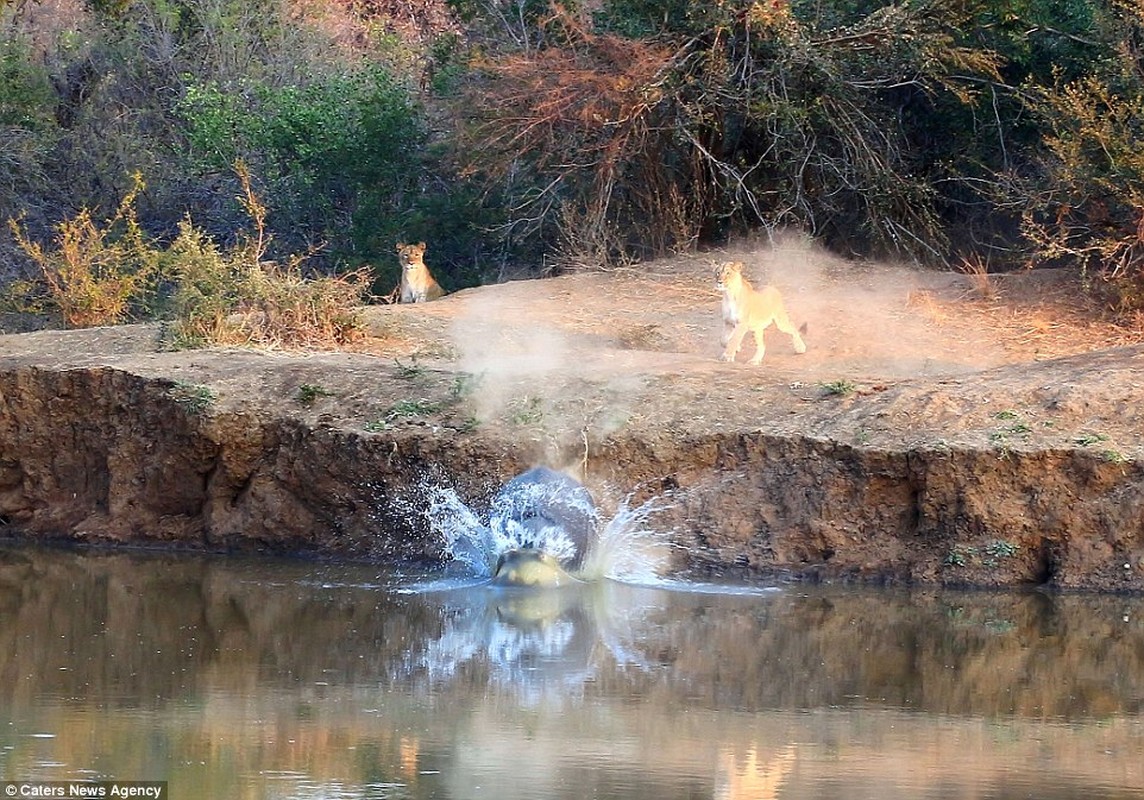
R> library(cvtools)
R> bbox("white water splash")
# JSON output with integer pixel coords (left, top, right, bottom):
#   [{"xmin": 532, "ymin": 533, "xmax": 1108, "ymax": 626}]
[
  {"xmin": 425, "ymin": 481, "xmax": 675, "ymax": 586},
  {"xmin": 486, "ymin": 477, "xmax": 590, "ymax": 564},
  {"xmin": 427, "ymin": 485, "xmax": 497, "ymax": 577},
  {"xmin": 579, "ymin": 493, "xmax": 676, "ymax": 585}
]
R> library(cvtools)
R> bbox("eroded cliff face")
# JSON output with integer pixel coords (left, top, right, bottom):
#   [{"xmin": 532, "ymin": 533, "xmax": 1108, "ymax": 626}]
[
  {"xmin": 596, "ymin": 436, "xmax": 1144, "ymax": 590},
  {"xmin": 0, "ymin": 354, "xmax": 1142, "ymax": 592},
  {"xmin": 0, "ymin": 366, "xmax": 503, "ymax": 562}
]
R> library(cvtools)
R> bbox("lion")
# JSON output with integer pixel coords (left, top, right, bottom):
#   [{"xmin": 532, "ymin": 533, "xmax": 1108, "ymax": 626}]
[
  {"xmin": 396, "ymin": 241, "xmax": 445, "ymax": 303},
  {"xmin": 715, "ymin": 261, "xmax": 807, "ymax": 365}
]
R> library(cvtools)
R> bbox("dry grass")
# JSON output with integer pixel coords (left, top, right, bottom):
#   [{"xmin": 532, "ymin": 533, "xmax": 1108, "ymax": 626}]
[{"xmin": 923, "ymin": 269, "xmax": 1144, "ymax": 360}]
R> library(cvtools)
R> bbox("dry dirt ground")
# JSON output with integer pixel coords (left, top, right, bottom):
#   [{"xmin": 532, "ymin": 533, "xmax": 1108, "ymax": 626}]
[{"xmin": 3, "ymin": 239, "xmax": 1144, "ymax": 464}]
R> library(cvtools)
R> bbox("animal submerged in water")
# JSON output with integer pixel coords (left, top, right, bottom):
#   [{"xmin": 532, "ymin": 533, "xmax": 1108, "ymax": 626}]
[{"xmin": 487, "ymin": 466, "xmax": 599, "ymax": 587}]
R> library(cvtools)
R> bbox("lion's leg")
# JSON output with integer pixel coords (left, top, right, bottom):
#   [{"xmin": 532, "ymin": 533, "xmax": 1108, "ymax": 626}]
[
  {"xmin": 721, "ymin": 324, "xmax": 749, "ymax": 362},
  {"xmin": 775, "ymin": 311, "xmax": 807, "ymax": 354},
  {"xmin": 748, "ymin": 325, "xmax": 767, "ymax": 365},
  {"xmin": 721, "ymin": 318, "xmax": 736, "ymax": 347}
]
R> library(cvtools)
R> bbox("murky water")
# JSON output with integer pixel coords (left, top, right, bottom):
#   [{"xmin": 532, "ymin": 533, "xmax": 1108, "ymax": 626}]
[{"xmin": 0, "ymin": 543, "xmax": 1142, "ymax": 799}]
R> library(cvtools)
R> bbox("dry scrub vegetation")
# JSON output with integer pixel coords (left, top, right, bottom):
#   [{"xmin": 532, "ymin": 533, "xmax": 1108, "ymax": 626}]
[
  {"xmin": 4, "ymin": 0, "xmax": 1144, "ymax": 336},
  {"xmin": 7, "ymin": 164, "xmax": 371, "ymax": 349}
]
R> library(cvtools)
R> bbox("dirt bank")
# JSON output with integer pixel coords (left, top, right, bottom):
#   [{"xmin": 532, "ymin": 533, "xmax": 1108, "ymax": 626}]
[{"xmin": 0, "ymin": 244, "xmax": 1142, "ymax": 591}]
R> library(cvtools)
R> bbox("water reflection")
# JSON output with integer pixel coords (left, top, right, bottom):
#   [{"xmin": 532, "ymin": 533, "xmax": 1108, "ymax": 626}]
[{"xmin": 0, "ymin": 544, "xmax": 1141, "ymax": 799}]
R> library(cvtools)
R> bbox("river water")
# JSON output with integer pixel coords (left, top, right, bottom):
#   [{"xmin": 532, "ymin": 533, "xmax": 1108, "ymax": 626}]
[{"xmin": 0, "ymin": 543, "xmax": 1141, "ymax": 799}]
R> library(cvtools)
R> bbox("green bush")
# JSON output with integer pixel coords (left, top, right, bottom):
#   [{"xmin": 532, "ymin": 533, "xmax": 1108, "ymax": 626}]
[
  {"xmin": 0, "ymin": 36, "xmax": 55, "ymax": 130},
  {"xmin": 176, "ymin": 65, "xmax": 425, "ymax": 267},
  {"xmin": 0, "ymin": 32, "xmax": 61, "ymax": 266}
]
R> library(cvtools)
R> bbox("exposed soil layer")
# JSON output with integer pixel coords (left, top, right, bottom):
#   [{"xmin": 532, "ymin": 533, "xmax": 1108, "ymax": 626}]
[{"xmin": 1, "ymin": 245, "xmax": 1142, "ymax": 591}]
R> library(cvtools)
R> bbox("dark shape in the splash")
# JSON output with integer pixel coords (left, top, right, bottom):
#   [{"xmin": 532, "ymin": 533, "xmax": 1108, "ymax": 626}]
[{"xmin": 488, "ymin": 466, "xmax": 599, "ymax": 587}]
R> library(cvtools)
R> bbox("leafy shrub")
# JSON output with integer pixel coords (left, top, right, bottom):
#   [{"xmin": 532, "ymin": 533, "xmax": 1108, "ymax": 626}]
[
  {"xmin": 0, "ymin": 35, "xmax": 55, "ymax": 130},
  {"xmin": 1018, "ymin": 1, "xmax": 1144, "ymax": 313},
  {"xmin": 163, "ymin": 164, "xmax": 370, "ymax": 349},
  {"xmin": 7, "ymin": 175, "xmax": 159, "ymax": 327},
  {"xmin": 165, "ymin": 246, "xmax": 370, "ymax": 349},
  {"xmin": 6, "ymin": 160, "xmax": 369, "ymax": 346},
  {"xmin": 160, "ymin": 162, "xmax": 366, "ymax": 347},
  {"xmin": 0, "ymin": 32, "xmax": 63, "ymax": 280},
  {"xmin": 176, "ymin": 65, "xmax": 425, "ymax": 268}
]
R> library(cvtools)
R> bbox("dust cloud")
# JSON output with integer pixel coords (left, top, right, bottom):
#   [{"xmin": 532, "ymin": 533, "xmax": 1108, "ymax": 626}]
[
  {"xmin": 444, "ymin": 229, "xmax": 1012, "ymax": 466},
  {"xmin": 718, "ymin": 231, "xmax": 1009, "ymax": 377},
  {"xmin": 447, "ymin": 287, "xmax": 644, "ymax": 475}
]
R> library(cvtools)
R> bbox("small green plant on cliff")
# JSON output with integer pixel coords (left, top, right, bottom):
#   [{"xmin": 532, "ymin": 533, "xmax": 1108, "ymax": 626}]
[
  {"xmin": 1070, "ymin": 431, "xmax": 1127, "ymax": 464},
  {"xmin": 296, "ymin": 383, "xmax": 335, "ymax": 407},
  {"xmin": 819, "ymin": 380, "xmax": 856, "ymax": 397},
  {"xmin": 1101, "ymin": 449, "xmax": 1128, "ymax": 465},
  {"xmin": 509, "ymin": 395, "xmax": 544, "ymax": 425},
  {"xmin": 984, "ymin": 539, "xmax": 1019, "ymax": 559},
  {"xmin": 946, "ymin": 539, "xmax": 1020, "ymax": 570},
  {"xmin": 168, "ymin": 382, "xmax": 217, "ymax": 415},
  {"xmin": 988, "ymin": 423, "xmax": 1034, "ymax": 441},
  {"xmin": 442, "ymin": 373, "xmax": 485, "ymax": 434},
  {"xmin": 944, "ymin": 544, "xmax": 977, "ymax": 568},
  {"xmin": 389, "ymin": 398, "xmax": 442, "ymax": 418},
  {"xmin": 365, "ymin": 398, "xmax": 443, "ymax": 431},
  {"xmin": 449, "ymin": 372, "xmax": 483, "ymax": 404},
  {"xmin": 1073, "ymin": 431, "xmax": 1109, "ymax": 447},
  {"xmin": 393, "ymin": 357, "xmax": 423, "ymax": 379},
  {"xmin": 989, "ymin": 412, "xmax": 1033, "ymax": 458},
  {"xmin": 983, "ymin": 539, "xmax": 1020, "ymax": 567},
  {"xmin": 989, "ymin": 432, "xmax": 1016, "ymax": 459}
]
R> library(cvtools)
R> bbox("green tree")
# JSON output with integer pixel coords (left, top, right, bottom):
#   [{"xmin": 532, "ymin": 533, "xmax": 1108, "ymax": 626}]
[{"xmin": 177, "ymin": 66, "xmax": 425, "ymax": 267}]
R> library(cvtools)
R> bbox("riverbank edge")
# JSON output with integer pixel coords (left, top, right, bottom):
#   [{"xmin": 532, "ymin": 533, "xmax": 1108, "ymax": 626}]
[{"xmin": 0, "ymin": 349, "xmax": 1142, "ymax": 593}]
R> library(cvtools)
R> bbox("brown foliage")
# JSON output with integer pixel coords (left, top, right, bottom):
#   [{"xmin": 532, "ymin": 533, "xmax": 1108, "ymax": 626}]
[
  {"xmin": 165, "ymin": 163, "xmax": 370, "ymax": 350},
  {"xmin": 7, "ymin": 174, "xmax": 158, "ymax": 328},
  {"xmin": 457, "ymin": 2, "xmax": 1004, "ymax": 267},
  {"xmin": 1017, "ymin": 0, "xmax": 1144, "ymax": 314},
  {"xmin": 460, "ymin": 11, "xmax": 698, "ymax": 265}
]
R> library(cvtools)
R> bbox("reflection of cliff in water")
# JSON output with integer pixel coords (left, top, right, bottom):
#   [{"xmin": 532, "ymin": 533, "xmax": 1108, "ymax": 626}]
[
  {"xmin": 3, "ymin": 547, "xmax": 1138, "ymax": 717},
  {"xmin": 0, "ymin": 545, "xmax": 1142, "ymax": 799}
]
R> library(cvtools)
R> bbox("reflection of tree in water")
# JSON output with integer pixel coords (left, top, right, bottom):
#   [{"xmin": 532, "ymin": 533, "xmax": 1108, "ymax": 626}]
[{"xmin": 3, "ymin": 547, "xmax": 1144, "ymax": 799}]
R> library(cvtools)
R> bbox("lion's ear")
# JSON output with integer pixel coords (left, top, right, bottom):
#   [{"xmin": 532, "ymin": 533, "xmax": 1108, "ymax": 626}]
[
  {"xmin": 417, "ymin": 241, "xmax": 426, "ymax": 250},
  {"xmin": 396, "ymin": 242, "xmax": 405, "ymax": 252}
]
